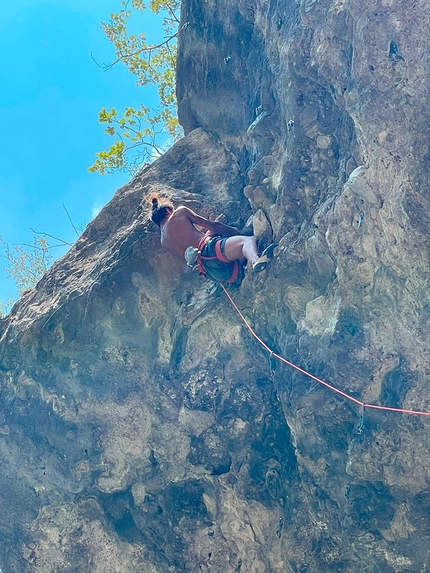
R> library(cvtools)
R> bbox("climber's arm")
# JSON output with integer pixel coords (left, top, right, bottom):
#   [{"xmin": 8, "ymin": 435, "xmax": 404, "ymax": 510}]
[{"xmin": 175, "ymin": 206, "xmax": 239, "ymax": 237}]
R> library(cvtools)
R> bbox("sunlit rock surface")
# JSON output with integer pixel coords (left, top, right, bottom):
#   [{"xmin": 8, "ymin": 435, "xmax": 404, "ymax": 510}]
[{"xmin": 1, "ymin": 0, "xmax": 430, "ymax": 571}]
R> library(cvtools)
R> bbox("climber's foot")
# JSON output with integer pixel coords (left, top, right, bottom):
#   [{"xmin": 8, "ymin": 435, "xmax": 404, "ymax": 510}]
[{"xmin": 252, "ymin": 243, "xmax": 277, "ymax": 273}]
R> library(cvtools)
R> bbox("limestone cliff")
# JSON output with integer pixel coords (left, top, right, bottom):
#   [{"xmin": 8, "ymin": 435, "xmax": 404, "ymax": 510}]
[{"xmin": 1, "ymin": 0, "xmax": 430, "ymax": 571}]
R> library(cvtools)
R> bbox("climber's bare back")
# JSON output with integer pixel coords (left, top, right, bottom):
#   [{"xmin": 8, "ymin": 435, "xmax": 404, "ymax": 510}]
[{"xmin": 160, "ymin": 207, "xmax": 205, "ymax": 259}]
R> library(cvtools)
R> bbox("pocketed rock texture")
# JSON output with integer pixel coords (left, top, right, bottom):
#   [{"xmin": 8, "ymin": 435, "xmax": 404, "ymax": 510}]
[{"xmin": 1, "ymin": 0, "xmax": 430, "ymax": 571}]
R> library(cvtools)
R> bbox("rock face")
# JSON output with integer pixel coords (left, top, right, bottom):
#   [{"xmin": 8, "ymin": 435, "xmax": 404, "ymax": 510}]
[{"xmin": 1, "ymin": 0, "xmax": 430, "ymax": 571}]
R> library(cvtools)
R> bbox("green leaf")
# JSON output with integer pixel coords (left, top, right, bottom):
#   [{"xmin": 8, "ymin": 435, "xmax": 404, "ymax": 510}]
[{"xmin": 91, "ymin": 0, "xmax": 183, "ymax": 175}]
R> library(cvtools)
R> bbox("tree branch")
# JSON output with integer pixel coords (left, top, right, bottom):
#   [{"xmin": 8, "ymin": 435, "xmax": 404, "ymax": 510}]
[
  {"xmin": 92, "ymin": 32, "xmax": 178, "ymax": 72},
  {"xmin": 29, "ymin": 229, "xmax": 74, "ymax": 247},
  {"xmin": 63, "ymin": 204, "xmax": 80, "ymax": 237},
  {"xmin": 165, "ymin": 4, "xmax": 180, "ymax": 24}
]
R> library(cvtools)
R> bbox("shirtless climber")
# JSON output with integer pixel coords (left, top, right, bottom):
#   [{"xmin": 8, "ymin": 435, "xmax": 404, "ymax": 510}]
[{"xmin": 150, "ymin": 197, "xmax": 275, "ymax": 284}]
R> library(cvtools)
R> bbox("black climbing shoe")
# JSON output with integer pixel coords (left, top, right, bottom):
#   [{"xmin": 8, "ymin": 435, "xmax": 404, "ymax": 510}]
[{"xmin": 252, "ymin": 243, "xmax": 277, "ymax": 273}]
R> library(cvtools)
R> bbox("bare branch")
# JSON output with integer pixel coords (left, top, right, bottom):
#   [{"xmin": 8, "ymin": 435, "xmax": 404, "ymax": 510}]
[
  {"xmin": 123, "ymin": 139, "xmax": 164, "ymax": 155},
  {"xmin": 90, "ymin": 52, "xmax": 106, "ymax": 69},
  {"xmin": 63, "ymin": 204, "xmax": 80, "ymax": 236},
  {"xmin": 29, "ymin": 228, "xmax": 74, "ymax": 247},
  {"xmin": 99, "ymin": 33, "xmax": 178, "ymax": 72},
  {"xmin": 14, "ymin": 242, "xmax": 69, "ymax": 251},
  {"xmin": 165, "ymin": 4, "xmax": 180, "ymax": 24}
]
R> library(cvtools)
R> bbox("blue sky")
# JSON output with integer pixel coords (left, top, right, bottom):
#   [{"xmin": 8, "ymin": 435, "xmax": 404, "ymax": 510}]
[{"xmin": 0, "ymin": 0, "xmax": 164, "ymax": 304}]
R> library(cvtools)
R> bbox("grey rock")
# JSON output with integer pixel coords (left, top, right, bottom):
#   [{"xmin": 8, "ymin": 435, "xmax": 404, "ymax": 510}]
[{"xmin": 1, "ymin": 0, "xmax": 430, "ymax": 571}]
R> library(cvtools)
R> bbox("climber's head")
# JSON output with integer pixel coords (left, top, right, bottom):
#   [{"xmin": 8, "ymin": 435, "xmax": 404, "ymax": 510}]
[{"xmin": 151, "ymin": 197, "xmax": 173, "ymax": 227}]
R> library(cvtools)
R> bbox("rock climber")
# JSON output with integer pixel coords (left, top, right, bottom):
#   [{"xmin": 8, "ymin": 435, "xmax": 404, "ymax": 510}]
[{"xmin": 150, "ymin": 197, "xmax": 275, "ymax": 284}]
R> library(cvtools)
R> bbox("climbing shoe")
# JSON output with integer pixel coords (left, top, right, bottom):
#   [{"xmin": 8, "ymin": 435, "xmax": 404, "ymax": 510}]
[{"xmin": 252, "ymin": 243, "xmax": 277, "ymax": 273}]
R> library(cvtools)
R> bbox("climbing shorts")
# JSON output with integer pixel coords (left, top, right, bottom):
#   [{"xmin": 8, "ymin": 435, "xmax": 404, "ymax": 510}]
[{"xmin": 196, "ymin": 235, "xmax": 244, "ymax": 284}]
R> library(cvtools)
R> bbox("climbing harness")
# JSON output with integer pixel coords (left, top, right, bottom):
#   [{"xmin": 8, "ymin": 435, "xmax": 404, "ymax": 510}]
[
  {"xmin": 220, "ymin": 284, "xmax": 430, "ymax": 421},
  {"xmin": 185, "ymin": 234, "xmax": 241, "ymax": 284}
]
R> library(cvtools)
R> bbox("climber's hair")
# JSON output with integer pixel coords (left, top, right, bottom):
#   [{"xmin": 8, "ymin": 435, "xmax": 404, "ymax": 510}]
[{"xmin": 150, "ymin": 196, "xmax": 174, "ymax": 227}]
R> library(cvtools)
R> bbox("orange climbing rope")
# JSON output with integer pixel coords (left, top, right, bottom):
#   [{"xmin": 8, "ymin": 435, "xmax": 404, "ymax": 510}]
[{"xmin": 220, "ymin": 284, "xmax": 430, "ymax": 419}]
